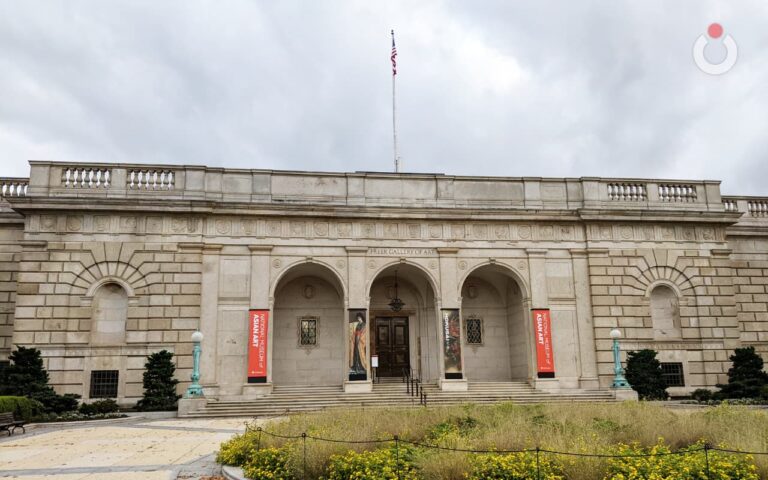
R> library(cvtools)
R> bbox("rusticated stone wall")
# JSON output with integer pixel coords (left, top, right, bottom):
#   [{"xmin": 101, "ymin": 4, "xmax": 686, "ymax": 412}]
[
  {"xmin": 0, "ymin": 223, "xmax": 22, "ymax": 361},
  {"xmin": 12, "ymin": 236, "xmax": 202, "ymax": 401}
]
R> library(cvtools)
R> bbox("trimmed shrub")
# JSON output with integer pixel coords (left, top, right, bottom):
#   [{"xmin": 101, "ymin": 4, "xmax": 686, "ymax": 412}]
[
  {"xmin": 690, "ymin": 388, "xmax": 713, "ymax": 402},
  {"xmin": 79, "ymin": 399, "xmax": 119, "ymax": 415},
  {"xmin": 0, "ymin": 396, "xmax": 45, "ymax": 421},
  {"xmin": 136, "ymin": 350, "xmax": 181, "ymax": 411},
  {"xmin": 325, "ymin": 447, "xmax": 420, "ymax": 480},
  {"xmin": 625, "ymin": 349, "xmax": 669, "ymax": 400},
  {"xmin": 242, "ymin": 446, "xmax": 295, "ymax": 480},
  {"xmin": 604, "ymin": 440, "xmax": 759, "ymax": 480},
  {"xmin": 0, "ymin": 347, "xmax": 80, "ymax": 413},
  {"xmin": 716, "ymin": 347, "xmax": 768, "ymax": 399}
]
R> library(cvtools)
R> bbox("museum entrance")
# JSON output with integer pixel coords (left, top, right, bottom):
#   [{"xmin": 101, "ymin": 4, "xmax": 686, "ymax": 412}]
[{"xmin": 373, "ymin": 316, "xmax": 409, "ymax": 377}]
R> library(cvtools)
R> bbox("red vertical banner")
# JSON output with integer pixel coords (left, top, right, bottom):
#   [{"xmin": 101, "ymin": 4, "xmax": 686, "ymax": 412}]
[
  {"xmin": 248, "ymin": 309, "xmax": 269, "ymax": 383},
  {"xmin": 532, "ymin": 309, "xmax": 555, "ymax": 378}
]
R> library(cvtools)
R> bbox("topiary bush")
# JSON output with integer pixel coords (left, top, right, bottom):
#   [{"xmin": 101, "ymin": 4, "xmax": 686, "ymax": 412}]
[
  {"xmin": 467, "ymin": 452, "xmax": 565, "ymax": 480},
  {"xmin": 0, "ymin": 396, "xmax": 45, "ymax": 421},
  {"xmin": 604, "ymin": 440, "xmax": 759, "ymax": 479},
  {"xmin": 0, "ymin": 347, "xmax": 80, "ymax": 413},
  {"xmin": 625, "ymin": 349, "xmax": 669, "ymax": 400},
  {"xmin": 716, "ymin": 347, "xmax": 768, "ymax": 399},
  {"xmin": 325, "ymin": 446, "xmax": 420, "ymax": 480},
  {"xmin": 136, "ymin": 350, "xmax": 180, "ymax": 411}
]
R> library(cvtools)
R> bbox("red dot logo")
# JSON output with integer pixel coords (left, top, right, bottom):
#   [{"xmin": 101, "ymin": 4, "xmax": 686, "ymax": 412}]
[
  {"xmin": 707, "ymin": 23, "xmax": 723, "ymax": 39},
  {"xmin": 693, "ymin": 23, "xmax": 737, "ymax": 75}
]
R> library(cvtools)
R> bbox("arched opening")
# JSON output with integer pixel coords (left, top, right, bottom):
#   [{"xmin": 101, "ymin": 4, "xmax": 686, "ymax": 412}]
[
  {"xmin": 460, "ymin": 265, "xmax": 528, "ymax": 381},
  {"xmin": 651, "ymin": 284, "xmax": 681, "ymax": 339},
  {"xmin": 91, "ymin": 282, "xmax": 129, "ymax": 345},
  {"xmin": 272, "ymin": 263, "xmax": 345, "ymax": 386},
  {"xmin": 368, "ymin": 263, "xmax": 440, "ymax": 383}
]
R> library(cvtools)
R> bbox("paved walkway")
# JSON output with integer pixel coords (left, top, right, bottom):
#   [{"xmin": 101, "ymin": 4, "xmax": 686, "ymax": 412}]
[{"xmin": 0, "ymin": 416, "xmax": 251, "ymax": 479}]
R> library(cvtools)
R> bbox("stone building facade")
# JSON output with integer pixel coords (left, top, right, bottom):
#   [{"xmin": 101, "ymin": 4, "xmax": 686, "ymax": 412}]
[{"xmin": 0, "ymin": 161, "xmax": 766, "ymax": 403}]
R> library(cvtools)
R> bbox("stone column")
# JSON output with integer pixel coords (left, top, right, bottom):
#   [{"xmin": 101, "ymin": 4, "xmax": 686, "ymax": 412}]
[
  {"xmin": 527, "ymin": 248, "xmax": 558, "ymax": 391},
  {"xmin": 243, "ymin": 245, "xmax": 273, "ymax": 397},
  {"xmin": 199, "ymin": 244, "xmax": 222, "ymax": 394},
  {"xmin": 571, "ymin": 249, "xmax": 600, "ymax": 389},
  {"xmin": 436, "ymin": 248, "xmax": 467, "ymax": 391},
  {"xmin": 344, "ymin": 247, "xmax": 372, "ymax": 393}
]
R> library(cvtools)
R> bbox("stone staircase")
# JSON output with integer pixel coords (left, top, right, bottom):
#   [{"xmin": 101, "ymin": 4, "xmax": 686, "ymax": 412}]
[{"xmin": 181, "ymin": 380, "xmax": 616, "ymax": 418}]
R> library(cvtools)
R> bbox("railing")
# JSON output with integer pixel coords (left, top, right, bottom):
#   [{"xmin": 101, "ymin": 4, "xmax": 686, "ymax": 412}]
[
  {"xmin": 748, "ymin": 200, "xmax": 768, "ymax": 217},
  {"xmin": 723, "ymin": 198, "xmax": 738, "ymax": 212},
  {"xmin": 61, "ymin": 167, "xmax": 111, "ymax": 188},
  {"xmin": 127, "ymin": 169, "xmax": 175, "ymax": 190},
  {"xmin": 607, "ymin": 183, "xmax": 646, "ymax": 201},
  {"xmin": 403, "ymin": 367, "xmax": 427, "ymax": 407},
  {"xmin": 658, "ymin": 184, "xmax": 697, "ymax": 202},
  {"xmin": 0, "ymin": 178, "xmax": 28, "ymax": 197}
]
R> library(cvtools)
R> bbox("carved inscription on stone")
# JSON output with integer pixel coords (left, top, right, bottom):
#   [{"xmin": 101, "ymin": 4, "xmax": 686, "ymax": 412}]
[{"xmin": 369, "ymin": 248, "xmax": 437, "ymax": 256}]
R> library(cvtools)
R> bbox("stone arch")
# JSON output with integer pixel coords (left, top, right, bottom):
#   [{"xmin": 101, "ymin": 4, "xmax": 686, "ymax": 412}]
[
  {"xmin": 366, "ymin": 259, "xmax": 440, "ymax": 303},
  {"xmin": 67, "ymin": 261, "xmax": 156, "ymax": 298},
  {"xmin": 90, "ymin": 282, "xmax": 129, "ymax": 346},
  {"xmin": 458, "ymin": 261, "xmax": 530, "ymax": 304},
  {"xmin": 460, "ymin": 263, "xmax": 531, "ymax": 382},
  {"xmin": 271, "ymin": 261, "xmax": 346, "ymax": 386},
  {"xmin": 367, "ymin": 262, "xmax": 441, "ymax": 382},
  {"xmin": 270, "ymin": 259, "xmax": 347, "ymax": 306}
]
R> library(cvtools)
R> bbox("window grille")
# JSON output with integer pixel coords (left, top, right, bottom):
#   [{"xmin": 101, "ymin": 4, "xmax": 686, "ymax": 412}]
[
  {"xmin": 89, "ymin": 370, "xmax": 119, "ymax": 398},
  {"xmin": 299, "ymin": 317, "xmax": 318, "ymax": 346},
  {"xmin": 660, "ymin": 362, "xmax": 685, "ymax": 387},
  {"xmin": 466, "ymin": 317, "xmax": 483, "ymax": 345}
]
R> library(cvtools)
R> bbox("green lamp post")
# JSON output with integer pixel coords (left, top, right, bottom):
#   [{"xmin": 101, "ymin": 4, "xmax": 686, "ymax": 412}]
[
  {"xmin": 610, "ymin": 328, "xmax": 631, "ymax": 389},
  {"xmin": 185, "ymin": 330, "xmax": 204, "ymax": 398}
]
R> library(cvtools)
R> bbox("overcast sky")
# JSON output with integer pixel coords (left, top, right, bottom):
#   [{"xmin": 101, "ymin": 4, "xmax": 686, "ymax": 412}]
[{"xmin": 1, "ymin": 1, "xmax": 767, "ymax": 194}]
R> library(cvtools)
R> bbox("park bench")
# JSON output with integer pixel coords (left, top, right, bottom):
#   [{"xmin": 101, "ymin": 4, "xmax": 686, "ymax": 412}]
[{"xmin": 0, "ymin": 412, "xmax": 26, "ymax": 435}]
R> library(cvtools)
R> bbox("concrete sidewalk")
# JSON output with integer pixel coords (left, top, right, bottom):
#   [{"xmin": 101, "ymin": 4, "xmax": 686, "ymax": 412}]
[{"xmin": 0, "ymin": 416, "xmax": 251, "ymax": 479}]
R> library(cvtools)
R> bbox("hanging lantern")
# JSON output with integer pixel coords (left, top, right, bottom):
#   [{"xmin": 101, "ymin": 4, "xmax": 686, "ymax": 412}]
[{"xmin": 388, "ymin": 269, "xmax": 405, "ymax": 312}]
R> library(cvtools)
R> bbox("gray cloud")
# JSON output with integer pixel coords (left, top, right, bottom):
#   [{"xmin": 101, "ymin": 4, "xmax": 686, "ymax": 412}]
[{"xmin": 0, "ymin": 1, "xmax": 766, "ymax": 195}]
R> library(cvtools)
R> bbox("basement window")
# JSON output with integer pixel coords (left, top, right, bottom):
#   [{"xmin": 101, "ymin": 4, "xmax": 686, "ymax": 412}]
[
  {"xmin": 661, "ymin": 363, "xmax": 685, "ymax": 387},
  {"xmin": 89, "ymin": 370, "xmax": 119, "ymax": 398}
]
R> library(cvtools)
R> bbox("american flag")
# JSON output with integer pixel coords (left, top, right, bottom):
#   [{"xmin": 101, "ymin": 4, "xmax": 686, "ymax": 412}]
[{"xmin": 391, "ymin": 30, "xmax": 397, "ymax": 76}]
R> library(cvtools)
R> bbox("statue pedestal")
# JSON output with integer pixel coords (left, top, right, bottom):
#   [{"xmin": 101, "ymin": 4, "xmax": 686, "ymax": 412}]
[
  {"xmin": 178, "ymin": 397, "xmax": 206, "ymax": 417},
  {"xmin": 613, "ymin": 388, "xmax": 639, "ymax": 401}
]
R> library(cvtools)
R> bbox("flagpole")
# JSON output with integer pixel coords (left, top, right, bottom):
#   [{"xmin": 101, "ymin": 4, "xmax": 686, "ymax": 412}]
[{"xmin": 391, "ymin": 30, "xmax": 400, "ymax": 173}]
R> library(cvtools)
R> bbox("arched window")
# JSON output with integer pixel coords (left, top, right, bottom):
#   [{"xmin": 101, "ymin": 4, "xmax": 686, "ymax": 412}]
[
  {"xmin": 651, "ymin": 285, "xmax": 681, "ymax": 339},
  {"xmin": 91, "ymin": 283, "xmax": 128, "ymax": 345}
]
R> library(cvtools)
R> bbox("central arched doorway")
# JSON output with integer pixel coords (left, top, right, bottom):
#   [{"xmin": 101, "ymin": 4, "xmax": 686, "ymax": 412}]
[
  {"xmin": 460, "ymin": 264, "xmax": 530, "ymax": 382},
  {"xmin": 272, "ymin": 262, "xmax": 346, "ymax": 386},
  {"xmin": 368, "ymin": 263, "xmax": 440, "ymax": 383}
]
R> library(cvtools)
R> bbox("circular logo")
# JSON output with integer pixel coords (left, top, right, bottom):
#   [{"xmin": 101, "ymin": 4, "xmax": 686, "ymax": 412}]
[{"xmin": 693, "ymin": 23, "xmax": 737, "ymax": 75}]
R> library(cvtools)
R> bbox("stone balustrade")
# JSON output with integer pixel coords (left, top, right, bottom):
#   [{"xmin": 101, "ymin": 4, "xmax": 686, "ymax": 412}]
[
  {"xmin": 0, "ymin": 178, "xmax": 28, "ymax": 198},
  {"xmin": 6, "ymin": 161, "xmax": 765, "ymax": 228}
]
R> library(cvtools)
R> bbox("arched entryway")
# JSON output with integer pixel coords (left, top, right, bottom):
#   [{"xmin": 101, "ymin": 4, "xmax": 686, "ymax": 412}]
[
  {"xmin": 460, "ymin": 264, "xmax": 530, "ymax": 381},
  {"xmin": 368, "ymin": 263, "xmax": 440, "ymax": 383},
  {"xmin": 272, "ymin": 263, "xmax": 346, "ymax": 386}
]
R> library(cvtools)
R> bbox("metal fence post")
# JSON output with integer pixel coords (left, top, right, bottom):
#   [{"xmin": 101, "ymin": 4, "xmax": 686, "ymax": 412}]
[
  {"xmin": 394, "ymin": 435, "xmax": 401, "ymax": 480},
  {"xmin": 257, "ymin": 426, "xmax": 262, "ymax": 451},
  {"xmin": 302, "ymin": 432, "xmax": 307, "ymax": 480},
  {"xmin": 704, "ymin": 443, "xmax": 711, "ymax": 479},
  {"xmin": 536, "ymin": 447, "xmax": 541, "ymax": 480}
]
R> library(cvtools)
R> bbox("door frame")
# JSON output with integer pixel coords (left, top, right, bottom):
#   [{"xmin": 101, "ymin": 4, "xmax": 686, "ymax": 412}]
[{"xmin": 371, "ymin": 310, "xmax": 414, "ymax": 377}]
